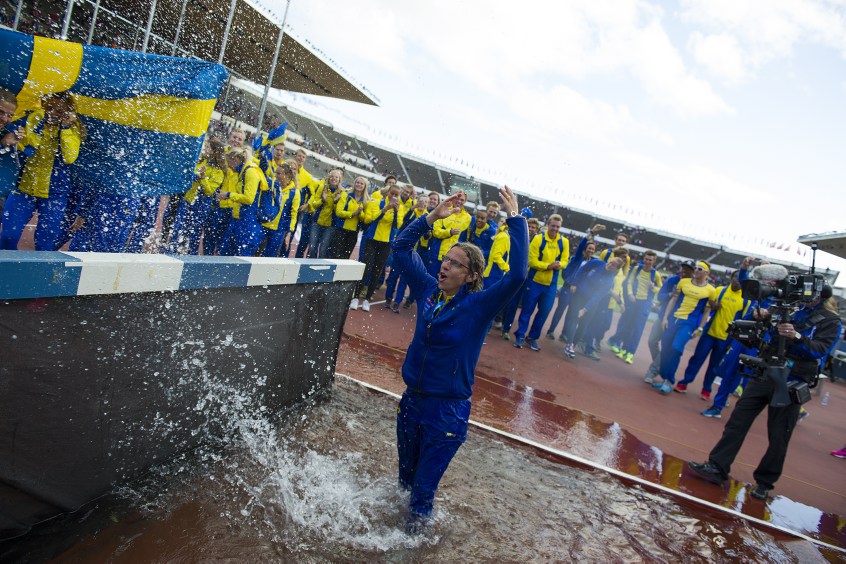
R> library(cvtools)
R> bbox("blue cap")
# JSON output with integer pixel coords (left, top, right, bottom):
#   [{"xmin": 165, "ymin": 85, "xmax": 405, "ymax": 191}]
[{"xmin": 520, "ymin": 207, "xmax": 533, "ymax": 218}]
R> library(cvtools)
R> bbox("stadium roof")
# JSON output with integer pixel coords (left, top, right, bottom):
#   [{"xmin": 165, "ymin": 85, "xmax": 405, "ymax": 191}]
[
  {"xmin": 797, "ymin": 231, "xmax": 846, "ymax": 261},
  {"xmin": 84, "ymin": 0, "xmax": 377, "ymax": 105}
]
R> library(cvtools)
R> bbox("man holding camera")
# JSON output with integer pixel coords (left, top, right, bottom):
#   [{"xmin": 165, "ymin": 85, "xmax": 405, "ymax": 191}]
[{"xmin": 689, "ymin": 265, "xmax": 842, "ymax": 500}]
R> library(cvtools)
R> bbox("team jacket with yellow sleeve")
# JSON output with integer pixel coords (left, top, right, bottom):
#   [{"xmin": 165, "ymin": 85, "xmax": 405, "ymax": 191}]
[
  {"xmin": 184, "ymin": 160, "xmax": 225, "ymax": 203},
  {"xmin": 261, "ymin": 179, "xmax": 300, "ymax": 231},
  {"xmin": 362, "ymin": 197, "xmax": 403, "ymax": 243},
  {"xmin": 308, "ymin": 179, "xmax": 342, "ymax": 227},
  {"xmin": 528, "ymin": 231, "xmax": 569, "ymax": 287},
  {"xmin": 484, "ymin": 225, "xmax": 510, "ymax": 279},
  {"xmin": 334, "ymin": 190, "xmax": 367, "ymax": 231},
  {"xmin": 671, "ymin": 278, "xmax": 717, "ymax": 323},
  {"xmin": 624, "ymin": 263, "xmax": 663, "ymax": 302},
  {"xmin": 219, "ymin": 162, "xmax": 266, "ymax": 220},
  {"xmin": 705, "ymin": 285, "xmax": 750, "ymax": 340},
  {"xmin": 297, "ymin": 166, "xmax": 317, "ymax": 213},
  {"xmin": 432, "ymin": 209, "xmax": 472, "ymax": 259},
  {"xmin": 18, "ymin": 109, "xmax": 83, "ymax": 198}
]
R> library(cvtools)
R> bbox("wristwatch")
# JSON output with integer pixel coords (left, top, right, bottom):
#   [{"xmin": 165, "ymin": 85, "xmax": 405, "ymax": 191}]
[{"xmin": 510, "ymin": 210, "xmax": 518, "ymax": 217}]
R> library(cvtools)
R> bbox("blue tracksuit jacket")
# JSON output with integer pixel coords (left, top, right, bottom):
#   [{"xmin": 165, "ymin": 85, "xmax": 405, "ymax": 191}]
[{"xmin": 392, "ymin": 214, "xmax": 529, "ymax": 399}]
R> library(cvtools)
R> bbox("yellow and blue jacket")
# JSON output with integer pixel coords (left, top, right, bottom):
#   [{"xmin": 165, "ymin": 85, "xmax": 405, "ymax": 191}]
[
  {"xmin": 334, "ymin": 190, "xmax": 368, "ymax": 231},
  {"xmin": 484, "ymin": 225, "xmax": 510, "ymax": 279},
  {"xmin": 184, "ymin": 159, "xmax": 225, "ymax": 203},
  {"xmin": 308, "ymin": 178, "xmax": 342, "ymax": 227},
  {"xmin": 18, "ymin": 109, "xmax": 83, "ymax": 199},
  {"xmin": 219, "ymin": 162, "xmax": 266, "ymax": 220},
  {"xmin": 433, "ymin": 209, "xmax": 472, "ymax": 260},
  {"xmin": 528, "ymin": 231, "xmax": 569, "ymax": 287},
  {"xmin": 261, "ymin": 179, "xmax": 300, "ymax": 231},
  {"xmin": 362, "ymin": 197, "xmax": 403, "ymax": 243}
]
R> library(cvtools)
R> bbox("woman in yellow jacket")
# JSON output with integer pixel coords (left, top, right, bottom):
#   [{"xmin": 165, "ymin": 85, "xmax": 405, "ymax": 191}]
[
  {"xmin": 259, "ymin": 160, "xmax": 300, "ymax": 257},
  {"xmin": 0, "ymin": 92, "xmax": 85, "ymax": 250},
  {"xmin": 306, "ymin": 168, "xmax": 343, "ymax": 258},
  {"xmin": 330, "ymin": 175, "xmax": 369, "ymax": 259},
  {"xmin": 426, "ymin": 191, "xmax": 471, "ymax": 278},
  {"xmin": 167, "ymin": 138, "xmax": 227, "ymax": 255},
  {"xmin": 350, "ymin": 183, "xmax": 403, "ymax": 311},
  {"xmin": 216, "ymin": 147, "xmax": 267, "ymax": 256}
]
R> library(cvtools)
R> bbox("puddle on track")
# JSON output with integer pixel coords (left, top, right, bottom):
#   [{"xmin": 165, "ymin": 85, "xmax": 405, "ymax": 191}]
[{"xmin": 3, "ymin": 378, "xmax": 818, "ymax": 562}]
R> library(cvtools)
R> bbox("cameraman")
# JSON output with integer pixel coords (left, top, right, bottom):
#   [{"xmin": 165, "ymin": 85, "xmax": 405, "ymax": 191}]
[{"xmin": 689, "ymin": 268, "xmax": 842, "ymax": 500}]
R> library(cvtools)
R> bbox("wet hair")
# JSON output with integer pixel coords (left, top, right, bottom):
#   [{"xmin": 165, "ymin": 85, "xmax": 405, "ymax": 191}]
[
  {"xmin": 0, "ymin": 87, "xmax": 17, "ymax": 106},
  {"xmin": 452, "ymin": 242, "xmax": 485, "ymax": 293}
]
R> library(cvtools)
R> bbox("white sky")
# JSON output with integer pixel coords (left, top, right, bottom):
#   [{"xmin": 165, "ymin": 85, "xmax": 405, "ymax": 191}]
[{"xmin": 255, "ymin": 0, "xmax": 846, "ymax": 284}]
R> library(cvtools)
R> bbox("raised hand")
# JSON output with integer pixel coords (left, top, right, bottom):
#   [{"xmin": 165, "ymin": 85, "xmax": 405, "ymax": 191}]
[
  {"xmin": 427, "ymin": 190, "xmax": 465, "ymax": 225},
  {"xmin": 499, "ymin": 185, "xmax": 519, "ymax": 217}
]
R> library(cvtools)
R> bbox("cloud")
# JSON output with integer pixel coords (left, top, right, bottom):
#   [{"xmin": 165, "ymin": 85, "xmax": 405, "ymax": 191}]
[
  {"xmin": 681, "ymin": 0, "xmax": 846, "ymax": 76},
  {"xmin": 688, "ymin": 32, "xmax": 747, "ymax": 83}
]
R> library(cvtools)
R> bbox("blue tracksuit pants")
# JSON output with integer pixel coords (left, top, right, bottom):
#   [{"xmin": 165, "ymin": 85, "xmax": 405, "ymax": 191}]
[
  {"xmin": 679, "ymin": 332, "xmax": 729, "ymax": 390},
  {"xmin": 202, "ymin": 204, "xmax": 231, "ymax": 255},
  {"xmin": 294, "ymin": 212, "xmax": 313, "ymax": 258},
  {"xmin": 516, "ymin": 280, "xmax": 556, "ymax": 340},
  {"xmin": 168, "ymin": 194, "xmax": 214, "ymax": 255},
  {"xmin": 68, "ymin": 191, "xmax": 141, "ymax": 252},
  {"xmin": 0, "ymin": 189, "xmax": 68, "ymax": 250},
  {"xmin": 659, "ymin": 317, "xmax": 698, "ymax": 384},
  {"xmin": 396, "ymin": 391, "xmax": 469, "ymax": 517},
  {"xmin": 546, "ymin": 285, "xmax": 571, "ymax": 337},
  {"xmin": 619, "ymin": 299, "xmax": 653, "ymax": 355},
  {"xmin": 711, "ymin": 341, "xmax": 754, "ymax": 410}
]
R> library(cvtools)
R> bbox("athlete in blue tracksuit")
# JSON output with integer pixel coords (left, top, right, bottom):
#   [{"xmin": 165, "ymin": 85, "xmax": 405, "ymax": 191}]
[
  {"xmin": 546, "ymin": 225, "xmax": 601, "ymax": 339},
  {"xmin": 391, "ymin": 187, "xmax": 527, "ymax": 525},
  {"xmin": 561, "ymin": 255, "xmax": 625, "ymax": 359}
]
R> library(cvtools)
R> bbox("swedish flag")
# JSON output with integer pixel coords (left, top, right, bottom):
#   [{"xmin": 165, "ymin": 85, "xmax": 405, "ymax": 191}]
[{"xmin": 0, "ymin": 29, "xmax": 228, "ymax": 197}]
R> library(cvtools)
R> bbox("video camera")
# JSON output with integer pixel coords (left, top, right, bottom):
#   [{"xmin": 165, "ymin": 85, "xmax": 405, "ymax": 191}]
[{"xmin": 725, "ymin": 270, "xmax": 826, "ymax": 407}]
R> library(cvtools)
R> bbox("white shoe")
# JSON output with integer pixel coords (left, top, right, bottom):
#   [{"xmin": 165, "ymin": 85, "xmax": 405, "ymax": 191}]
[
  {"xmin": 362, "ymin": 300, "xmax": 371, "ymax": 312},
  {"xmin": 349, "ymin": 298, "xmax": 359, "ymax": 310}
]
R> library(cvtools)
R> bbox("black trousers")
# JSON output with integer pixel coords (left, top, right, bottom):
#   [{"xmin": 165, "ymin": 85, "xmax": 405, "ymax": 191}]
[
  {"xmin": 358, "ymin": 239, "xmax": 391, "ymax": 300},
  {"xmin": 708, "ymin": 377, "xmax": 801, "ymax": 488},
  {"xmin": 330, "ymin": 228, "xmax": 359, "ymax": 260}
]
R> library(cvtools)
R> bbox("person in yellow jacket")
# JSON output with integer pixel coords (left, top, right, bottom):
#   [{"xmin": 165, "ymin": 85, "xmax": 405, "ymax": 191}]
[
  {"xmin": 350, "ymin": 183, "xmax": 403, "ymax": 312},
  {"xmin": 513, "ymin": 214, "xmax": 569, "ymax": 351},
  {"xmin": 427, "ymin": 191, "xmax": 471, "ymax": 278},
  {"xmin": 1, "ymin": 92, "xmax": 85, "ymax": 250},
  {"xmin": 330, "ymin": 175, "xmax": 370, "ymax": 259},
  {"xmin": 293, "ymin": 148, "xmax": 318, "ymax": 258},
  {"xmin": 216, "ymin": 146, "xmax": 267, "ymax": 256},
  {"xmin": 259, "ymin": 160, "xmax": 300, "ymax": 257},
  {"xmin": 306, "ymin": 167, "xmax": 343, "ymax": 258},
  {"xmin": 166, "ymin": 138, "xmax": 227, "ymax": 255}
]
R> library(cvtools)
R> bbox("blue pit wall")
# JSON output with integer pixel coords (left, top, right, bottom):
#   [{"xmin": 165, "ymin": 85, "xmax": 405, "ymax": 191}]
[{"xmin": 0, "ymin": 251, "xmax": 364, "ymax": 540}]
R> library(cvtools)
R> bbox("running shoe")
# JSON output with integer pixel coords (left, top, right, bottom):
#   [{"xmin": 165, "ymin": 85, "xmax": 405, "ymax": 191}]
[
  {"xmin": 701, "ymin": 407, "xmax": 722, "ymax": 418},
  {"xmin": 700, "ymin": 390, "xmax": 711, "ymax": 401},
  {"xmin": 383, "ymin": 299, "xmax": 393, "ymax": 309},
  {"xmin": 615, "ymin": 349, "xmax": 627, "ymax": 360},
  {"xmin": 750, "ymin": 484, "xmax": 771, "ymax": 501},
  {"xmin": 831, "ymin": 447, "xmax": 846, "ymax": 459},
  {"xmin": 493, "ymin": 320, "xmax": 503, "ymax": 329},
  {"xmin": 673, "ymin": 383, "xmax": 688, "ymax": 393},
  {"xmin": 546, "ymin": 332, "xmax": 555, "ymax": 340},
  {"xmin": 403, "ymin": 300, "xmax": 413, "ymax": 309},
  {"xmin": 391, "ymin": 303, "xmax": 401, "ymax": 313},
  {"xmin": 624, "ymin": 352, "xmax": 633, "ymax": 364},
  {"xmin": 349, "ymin": 298, "xmax": 360, "ymax": 310},
  {"xmin": 798, "ymin": 410, "xmax": 809, "ymax": 423},
  {"xmin": 688, "ymin": 461, "xmax": 726, "ymax": 485},
  {"xmin": 362, "ymin": 300, "xmax": 371, "ymax": 312},
  {"xmin": 529, "ymin": 339, "xmax": 541, "ymax": 351},
  {"xmin": 564, "ymin": 344, "xmax": 576, "ymax": 359},
  {"xmin": 558, "ymin": 334, "xmax": 568, "ymax": 342},
  {"xmin": 644, "ymin": 374, "xmax": 656, "ymax": 385},
  {"xmin": 502, "ymin": 332, "xmax": 510, "ymax": 341},
  {"xmin": 584, "ymin": 351, "xmax": 601, "ymax": 361},
  {"xmin": 655, "ymin": 381, "xmax": 672, "ymax": 394},
  {"xmin": 733, "ymin": 385, "xmax": 744, "ymax": 397},
  {"xmin": 513, "ymin": 337, "xmax": 524, "ymax": 349},
  {"xmin": 610, "ymin": 344, "xmax": 622, "ymax": 355}
]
